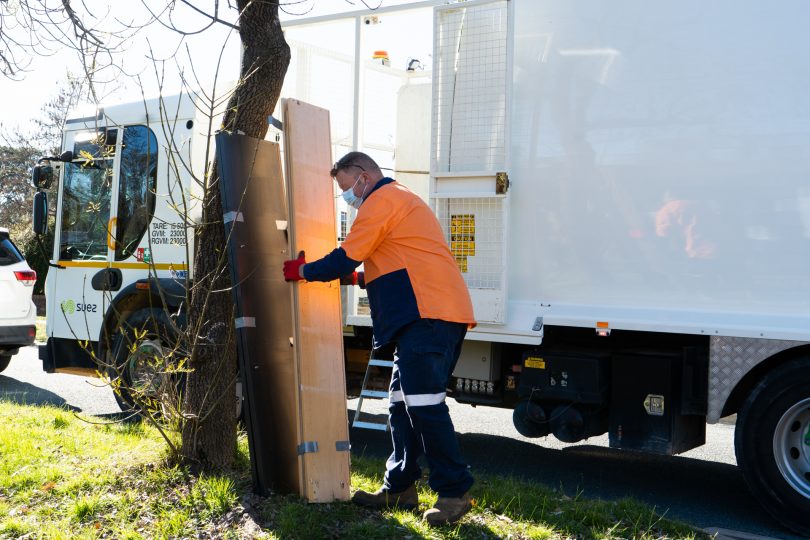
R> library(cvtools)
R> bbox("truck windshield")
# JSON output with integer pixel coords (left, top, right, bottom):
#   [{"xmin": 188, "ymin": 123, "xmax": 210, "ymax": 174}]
[{"xmin": 59, "ymin": 130, "xmax": 116, "ymax": 261}]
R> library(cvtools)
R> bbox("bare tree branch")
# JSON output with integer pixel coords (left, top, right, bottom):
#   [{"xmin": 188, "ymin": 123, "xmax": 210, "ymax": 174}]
[
  {"xmin": 61, "ymin": 0, "xmax": 105, "ymax": 46},
  {"xmin": 180, "ymin": 0, "xmax": 239, "ymax": 31}
]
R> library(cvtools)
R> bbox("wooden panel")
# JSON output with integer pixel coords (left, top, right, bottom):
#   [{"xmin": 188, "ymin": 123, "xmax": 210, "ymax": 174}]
[
  {"xmin": 216, "ymin": 134, "xmax": 301, "ymax": 495},
  {"xmin": 283, "ymin": 99, "xmax": 351, "ymax": 502}
]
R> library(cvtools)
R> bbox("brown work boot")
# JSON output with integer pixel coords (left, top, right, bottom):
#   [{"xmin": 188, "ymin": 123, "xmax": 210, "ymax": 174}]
[
  {"xmin": 423, "ymin": 492, "xmax": 472, "ymax": 526},
  {"xmin": 351, "ymin": 485, "xmax": 418, "ymax": 510}
]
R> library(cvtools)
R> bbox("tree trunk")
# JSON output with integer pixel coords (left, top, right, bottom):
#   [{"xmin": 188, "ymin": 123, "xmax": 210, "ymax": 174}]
[{"xmin": 182, "ymin": 0, "xmax": 290, "ymax": 470}]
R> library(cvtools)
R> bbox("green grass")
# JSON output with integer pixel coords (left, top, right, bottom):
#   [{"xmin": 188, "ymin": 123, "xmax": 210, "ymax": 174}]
[
  {"xmin": 0, "ymin": 401, "xmax": 706, "ymax": 539},
  {"xmin": 35, "ymin": 316, "xmax": 47, "ymax": 342}
]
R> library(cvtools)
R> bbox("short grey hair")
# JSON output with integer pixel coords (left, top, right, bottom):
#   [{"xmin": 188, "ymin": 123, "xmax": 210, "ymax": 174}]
[{"xmin": 330, "ymin": 151, "xmax": 380, "ymax": 178}]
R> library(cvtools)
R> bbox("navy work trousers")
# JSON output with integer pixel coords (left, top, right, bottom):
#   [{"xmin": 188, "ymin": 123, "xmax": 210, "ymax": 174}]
[{"xmin": 382, "ymin": 318, "xmax": 474, "ymax": 498}]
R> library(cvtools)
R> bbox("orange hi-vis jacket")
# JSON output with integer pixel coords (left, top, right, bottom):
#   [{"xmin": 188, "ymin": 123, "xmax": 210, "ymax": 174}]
[{"xmin": 303, "ymin": 178, "xmax": 475, "ymax": 346}]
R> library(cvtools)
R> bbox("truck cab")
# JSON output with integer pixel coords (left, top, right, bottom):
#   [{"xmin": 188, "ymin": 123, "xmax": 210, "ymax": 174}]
[{"xmin": 34, "ymin": 95, "xmax": 206, "ymax": 391}]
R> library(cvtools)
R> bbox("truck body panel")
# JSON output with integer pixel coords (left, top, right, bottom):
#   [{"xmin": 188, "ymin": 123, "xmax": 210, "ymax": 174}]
[
  {"xmin": 274, "ymin": 5, "xmax": 810, "ymax": 531},
  {"xmin": 511, "ymin": 0, "xmax": 810, "ymax": 342}
]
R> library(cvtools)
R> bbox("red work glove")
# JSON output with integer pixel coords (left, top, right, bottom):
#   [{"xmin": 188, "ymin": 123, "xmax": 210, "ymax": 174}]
[
  {"xmin": 283, "ymin": 251, "xmax": 306, "ymax": 281},
  {"xmin": 339, "ymin": 271, "xmax": 358, "ymax": 286},
  {"xmin": 339, "ymin": 271, "xmax": 365, "ymax": 288}
]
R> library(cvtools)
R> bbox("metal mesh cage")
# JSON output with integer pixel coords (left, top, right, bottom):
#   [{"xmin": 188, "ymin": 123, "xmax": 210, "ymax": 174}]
[
  {"xmin": 436, "ymin": 196, "xmax": 504, "ymax": 290},
  {"xmin": 433, "ymin": 1, "xmax": 508, "ymax": 173}
]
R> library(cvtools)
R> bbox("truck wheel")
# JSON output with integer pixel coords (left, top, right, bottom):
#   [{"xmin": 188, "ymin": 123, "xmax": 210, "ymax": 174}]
[
  {"xmin": 513, "ymin": 398, "xmax": 550, "ymax": 438},
  {"xmin": 109, "ymin": 308, "xmax": 185, "ymax": 419},
  {"xmin": 0, "ymin": 355, "xmax": 11, "ymax": 373},
  {"xmin": 735, "ymin": 357, "xmax": 810, "ymax": 536}
]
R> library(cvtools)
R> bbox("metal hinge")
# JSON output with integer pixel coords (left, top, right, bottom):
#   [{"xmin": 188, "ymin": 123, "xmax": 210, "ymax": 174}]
[
  {"xmin": 297, "ymin": 441, "xmax": 319, "ymax": 455},
  {"xmin": 335, "ymin": 441, "xmax": 351, "ymax": 452}
]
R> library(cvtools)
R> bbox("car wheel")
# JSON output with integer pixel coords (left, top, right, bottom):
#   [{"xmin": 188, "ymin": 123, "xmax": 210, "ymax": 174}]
[{"xmin": 735, "ymin": 357, "xmax": 810, "ymax": 536}]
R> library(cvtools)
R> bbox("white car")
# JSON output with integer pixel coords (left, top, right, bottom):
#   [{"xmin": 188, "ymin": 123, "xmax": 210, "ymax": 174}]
[{"xmin": 0, "ymin": 228, "xmax": 36, "ymax": 372}]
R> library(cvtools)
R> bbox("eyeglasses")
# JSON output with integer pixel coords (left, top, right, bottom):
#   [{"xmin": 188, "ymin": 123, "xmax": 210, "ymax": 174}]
[{"xmin": 330, "ymin": 161, "xmax": 365, "ymax": 179}]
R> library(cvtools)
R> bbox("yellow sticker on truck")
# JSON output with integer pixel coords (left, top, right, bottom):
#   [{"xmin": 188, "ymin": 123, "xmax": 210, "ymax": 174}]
[
  {"xmin": 524, "ymin": 357, "xmax": 546, "ymax": 369},
  {"xmin": 450, "ymin": 214, "xmax": 475, "ymax": 236},
  {"xmin": 454, "ymin": 256, "xmax": 468, "ymax": 273},
  {"xmin": 450, "ymin": 214, "xmax": 475, "ymax": 272},
  {"xmin": 450, "ymin": 241, "xmax": 476, "ymax": 256}
]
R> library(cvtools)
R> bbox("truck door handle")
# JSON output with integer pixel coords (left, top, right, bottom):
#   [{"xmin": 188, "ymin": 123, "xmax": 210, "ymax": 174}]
[{"xmin": 91, "ymin": 268, "xmax": 123, "ymax": 291}]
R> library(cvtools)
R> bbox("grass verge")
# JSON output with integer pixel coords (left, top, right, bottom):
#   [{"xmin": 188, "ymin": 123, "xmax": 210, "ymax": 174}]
[
  {"xmin": 35, "ymin": 316, "xmax": 46, "ymax": 343},
  {"xmin": 0, "ymin": 401, "xmax": 706, "ymax": 539}
]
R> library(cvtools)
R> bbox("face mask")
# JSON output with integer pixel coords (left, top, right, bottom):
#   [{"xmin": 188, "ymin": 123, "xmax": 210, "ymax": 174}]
[{"xmin": 341, "ymin": 175, "xmax": 365, "ymax": 210}]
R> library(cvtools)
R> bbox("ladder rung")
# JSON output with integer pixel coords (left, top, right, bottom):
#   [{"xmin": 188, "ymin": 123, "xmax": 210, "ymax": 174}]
[
  {"xmin": 368, "ymin": 359, "xmax": 394, "ymax": 367},
  {"xmin": 353, "ymin": 350, "xmax": 393, "ymax": 432},
  {"xmin": 352, "ymin": 420, "xmax": 389, "ymax": 431},
  {"xmin": 361, "ymin": 389, "xmax": 388, "ymax": 399}
]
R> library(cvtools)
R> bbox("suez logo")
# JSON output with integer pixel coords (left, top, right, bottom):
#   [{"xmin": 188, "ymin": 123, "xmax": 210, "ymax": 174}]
[{"xmin": 60, "ymin": 300, "xmax": 98, "ymax": 315}]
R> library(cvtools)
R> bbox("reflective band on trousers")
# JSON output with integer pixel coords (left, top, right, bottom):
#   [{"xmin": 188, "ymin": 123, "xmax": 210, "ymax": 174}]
[{"xmin": 389, "ymin": 390, "xmax": 446, "ymax": 407}]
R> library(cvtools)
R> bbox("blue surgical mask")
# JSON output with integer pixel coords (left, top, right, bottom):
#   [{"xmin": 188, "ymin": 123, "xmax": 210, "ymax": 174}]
[{"xmin": 341, "ymin": 175, "xmax": 366, "ymax": 210}]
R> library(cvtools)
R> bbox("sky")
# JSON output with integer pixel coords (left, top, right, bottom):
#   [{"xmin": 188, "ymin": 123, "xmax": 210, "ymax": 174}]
[{"xmin": 0, "ymin": 0, "xmax": 427, "ymax": 140}]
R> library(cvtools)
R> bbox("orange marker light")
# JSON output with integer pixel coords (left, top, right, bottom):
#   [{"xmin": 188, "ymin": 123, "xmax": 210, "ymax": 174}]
[{"xmin": 596, "ymin": 321, "xmax": 610, "ymax": 336}]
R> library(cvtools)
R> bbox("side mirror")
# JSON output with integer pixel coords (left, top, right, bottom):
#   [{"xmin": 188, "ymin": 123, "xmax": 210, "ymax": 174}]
[
  {"xmin": 31, "ymin": 161, "xmax": 54, "ymax": 189},
  {"xmin": 33, "ymin": 191, "xmax": 48, "ymax": 235}
]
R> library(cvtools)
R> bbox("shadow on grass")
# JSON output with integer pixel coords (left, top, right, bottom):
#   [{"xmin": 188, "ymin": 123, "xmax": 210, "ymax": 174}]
[
  {"xmin": 254, "ymin": 493, "xmax": 427, "ymax": 540},
  {"xmin": 349, "ymin": 442, "xmax": 704, "ymax": 539},
  {"xmin": 229, "ymin": 452, "xmax": 509, "ymax": 539},
  {"xmin": 346, "ymin": 408, "xmax": 786, "ymax": 538}
]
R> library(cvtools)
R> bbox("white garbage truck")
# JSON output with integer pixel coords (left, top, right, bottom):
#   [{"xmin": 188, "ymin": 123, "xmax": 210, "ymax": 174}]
[{"xmin": 32, "ymin": 0, "xmax": 810, "ymax": 534}]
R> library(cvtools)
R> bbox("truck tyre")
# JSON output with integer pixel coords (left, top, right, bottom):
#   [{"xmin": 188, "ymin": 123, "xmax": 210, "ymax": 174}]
[
  {"xmin": 735, "ymin": 357, "xmax": 810, "ymax": 536},
  {"xmin": 513, "ymin": 398, "xmax": 550, "ymax": 438},
  {"xmin": 109, "ymin": 308, "xmax": 185, "ymax": 419},
  {"xmin": 0, "ymin": 354, "xmax": 11, "ymax": 373}
]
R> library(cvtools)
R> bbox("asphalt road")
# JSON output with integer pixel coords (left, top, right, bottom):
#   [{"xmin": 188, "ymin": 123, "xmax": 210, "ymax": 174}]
[
  {"xmin": 349, "ymin": 400, "xmax": 799, "ymax": 540},
  {"xmin": 1, "ymin": 346, "xmax": 799, "ymax": 539},
  {"xmin": 0, "ymin": 345, "xmax": 120, "ymax": 416}
]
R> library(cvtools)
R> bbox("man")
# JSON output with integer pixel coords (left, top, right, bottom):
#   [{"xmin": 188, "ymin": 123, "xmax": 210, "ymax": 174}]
[{"xmin": 282, "ymin": 151, "xmax": 476, "ymax": 525}]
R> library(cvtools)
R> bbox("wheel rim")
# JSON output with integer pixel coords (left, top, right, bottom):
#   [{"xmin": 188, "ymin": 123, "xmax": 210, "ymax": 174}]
[
  {"xmin": 773, "ymin": 396, "xmax": 810, "ymax": 500},
  {"xmin": 126, "ymin": 338, "xmax": 167, "ymax": 397}
]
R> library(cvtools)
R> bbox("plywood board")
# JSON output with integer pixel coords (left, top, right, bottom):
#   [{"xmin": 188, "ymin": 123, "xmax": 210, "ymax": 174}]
[
  {"xmin": 216, "ymin": 133, "xmax": 300, "ymax": 495},
  {"xmin": 282, "ymin": 98, "xmax": 351, "ymax": 502}
]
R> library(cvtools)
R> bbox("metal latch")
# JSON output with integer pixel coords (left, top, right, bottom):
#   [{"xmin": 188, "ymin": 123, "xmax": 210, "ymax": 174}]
[{"xmin": 496, "ymin": 172, "xmax": 510, "ymax": 194}]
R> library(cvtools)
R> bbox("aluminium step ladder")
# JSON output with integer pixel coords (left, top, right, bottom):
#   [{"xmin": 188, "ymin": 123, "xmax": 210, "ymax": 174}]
[{"xmin": 352, "ymin": 346, "xmax": 395, "ymax": 431}]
